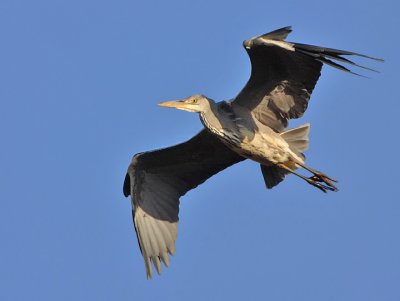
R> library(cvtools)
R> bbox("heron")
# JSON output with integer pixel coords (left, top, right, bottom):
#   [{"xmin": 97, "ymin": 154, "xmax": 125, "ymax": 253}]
[{"xmin": 123, "ymin": 27, "xmax": 382, "ymax": 278}]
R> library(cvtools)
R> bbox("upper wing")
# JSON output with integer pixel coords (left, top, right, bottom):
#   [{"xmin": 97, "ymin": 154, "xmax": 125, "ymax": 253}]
[
  {"xmin": 232, "ymin": 26, "xmax": 383, "ymax": 132},
  {"xmin": 123, "ymin": 129, "xmax": 245, "ymax": 278}
]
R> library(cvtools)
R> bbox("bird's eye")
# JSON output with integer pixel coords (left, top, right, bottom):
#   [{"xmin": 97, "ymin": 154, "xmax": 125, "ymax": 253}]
[{"xmin": 187, "ymin": 99, "xmax": 197, "ymax": 104}]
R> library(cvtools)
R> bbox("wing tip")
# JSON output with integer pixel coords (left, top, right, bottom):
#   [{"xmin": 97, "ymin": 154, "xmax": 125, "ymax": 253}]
[
  {"xmin": 133, "ymin": 206, "xmax": 177, "ymax": 279},
  {"xmin": 294, "ymin": 42, "xmax": 383, "ymax": 76},
  {"xmin": 145, "ymin": 253, "xmax": 174, "ymax": 279}
]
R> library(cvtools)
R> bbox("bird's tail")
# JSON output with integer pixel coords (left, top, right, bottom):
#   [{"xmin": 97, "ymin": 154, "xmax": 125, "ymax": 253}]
[
  {"xmin": 280, "ymin": 123, "xmax": 310, "ymax": 162},
  {"xmin": 260, "ymin": 123, "xmax": 310, "ymax": 189}
]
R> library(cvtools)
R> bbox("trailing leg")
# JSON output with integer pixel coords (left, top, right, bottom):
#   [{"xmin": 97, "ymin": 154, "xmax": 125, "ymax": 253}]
[
  {"xmin": 293, "ymin": 161, "xmax": 338, "ymax": 191},
  {"xmin": 277, "ymin": 163, "xmax": 338, "ymax": 193}
]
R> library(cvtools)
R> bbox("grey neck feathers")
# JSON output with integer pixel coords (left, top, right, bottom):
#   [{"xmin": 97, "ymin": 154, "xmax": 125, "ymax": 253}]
[{"xmin": 199, "ymin": 101, "xmax": 236, "ymax": 138}]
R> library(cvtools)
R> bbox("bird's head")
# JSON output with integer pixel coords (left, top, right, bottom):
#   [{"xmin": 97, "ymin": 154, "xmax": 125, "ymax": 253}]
[{"xmin": 158, "ymin": 94, "xmax": 212, "ymax": 113}]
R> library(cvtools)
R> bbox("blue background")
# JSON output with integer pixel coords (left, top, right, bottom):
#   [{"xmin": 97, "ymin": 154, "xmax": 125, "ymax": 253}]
[{"xmin": 1, "ymin": 0, "xmax": 399, "ymax": 300}]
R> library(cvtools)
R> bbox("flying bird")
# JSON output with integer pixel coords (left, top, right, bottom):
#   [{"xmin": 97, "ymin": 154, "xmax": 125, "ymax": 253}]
[{"xmin": 123, "ymin": 26, "xmax": 382, "ymax": 278}]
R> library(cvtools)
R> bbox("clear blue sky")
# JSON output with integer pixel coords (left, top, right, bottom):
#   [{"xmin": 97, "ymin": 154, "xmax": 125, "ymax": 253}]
[{"xmin": 1, "ymin": 0, "xmax": 399, "ymax": 300}]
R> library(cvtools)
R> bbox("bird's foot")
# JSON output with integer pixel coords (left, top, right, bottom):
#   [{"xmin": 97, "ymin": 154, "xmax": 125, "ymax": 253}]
[
  {"xmin": 306, "ymin": 177, "xmax": 337, "ymax": 193},
  {"xmin": 309, "ymin": 173, "xmax": 338, "ymax": 192}
]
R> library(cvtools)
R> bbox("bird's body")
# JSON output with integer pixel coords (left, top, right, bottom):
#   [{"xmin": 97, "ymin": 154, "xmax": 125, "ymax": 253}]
[
  {"xmin": 197, "ymin": 97, "xmax": 304, "ymax": 166},
  {"xmin": 123, "ymin": 27, "xmax": 382, "ymax": 278}
]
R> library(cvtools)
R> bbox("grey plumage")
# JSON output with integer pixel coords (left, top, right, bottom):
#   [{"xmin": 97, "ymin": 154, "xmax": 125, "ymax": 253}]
[{"xmin": 123, "ymin": 26, "xmax": 382, "ymax": 278}]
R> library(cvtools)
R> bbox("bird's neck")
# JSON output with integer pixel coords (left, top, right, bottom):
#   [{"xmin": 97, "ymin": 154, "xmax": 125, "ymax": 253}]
[
  {"xmin": 199, "ymin": 101, "xmax": 236, "ymax": 139},
  {"xmin": 198, "ymin": 101, "xmax": 220, "ymax": 136}
]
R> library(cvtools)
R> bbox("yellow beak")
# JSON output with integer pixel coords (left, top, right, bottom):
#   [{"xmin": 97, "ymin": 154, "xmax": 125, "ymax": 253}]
[{"xmin": 158, "ymin": 100, "xmax": 188, "ymax": 109}]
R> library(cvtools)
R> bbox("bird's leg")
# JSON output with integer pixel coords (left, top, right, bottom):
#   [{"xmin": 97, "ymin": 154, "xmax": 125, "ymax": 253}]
[
  {"xmin": 297, "ymin": 163, "xmax": 337, "ymax": 182},
  {"xmin": 293, "ymin": 161, "xmax": 338, "ymax": 191},
  {"xmin": 277, "ymin": 164, "xmax": 336, "ymax": 193}
]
